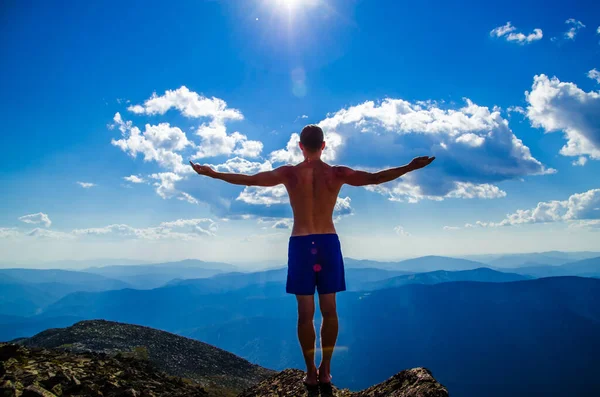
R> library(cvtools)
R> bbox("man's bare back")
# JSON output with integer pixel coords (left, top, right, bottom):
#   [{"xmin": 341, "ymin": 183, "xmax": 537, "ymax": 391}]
[{"xmin": 283, "ymin": 160, "xmax": 341, "ymax": 236}]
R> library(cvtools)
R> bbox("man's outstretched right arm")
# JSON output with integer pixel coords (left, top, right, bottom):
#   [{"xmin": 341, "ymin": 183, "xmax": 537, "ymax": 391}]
[{"xmin": 336, "ymin": 156, "xmax": 435, "ymax": 186}]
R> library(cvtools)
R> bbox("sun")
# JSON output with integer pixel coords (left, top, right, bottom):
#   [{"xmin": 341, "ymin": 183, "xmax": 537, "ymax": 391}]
[{"xmin": 273, "ymin": 0, "xmax": 318, "ymax": 10}]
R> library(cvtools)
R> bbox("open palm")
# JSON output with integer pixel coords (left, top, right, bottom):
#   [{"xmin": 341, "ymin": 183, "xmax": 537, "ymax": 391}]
[{"xmin": 409, "ymin": 156, "xmax": 436, "ymax": 170}]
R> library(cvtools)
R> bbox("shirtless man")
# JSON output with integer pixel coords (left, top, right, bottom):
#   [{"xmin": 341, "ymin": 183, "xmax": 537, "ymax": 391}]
[{"xmin": 190, "ymin": 124, "xmax": 435, "ymax": 391}]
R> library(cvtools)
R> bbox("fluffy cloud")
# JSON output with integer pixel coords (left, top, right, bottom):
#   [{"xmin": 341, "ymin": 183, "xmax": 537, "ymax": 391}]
[
  {"xmin": 69, "ymin": 218, "xmax": 217, "ymax": 240},
  {"xmin": 208, "ymin": 157, "xmax": 273, "ymax": 174},
  {"xmin": 304, "ymin": 98, "xmax": 551, "ymax": 203},
  {"xmin": 472, "ymin": 188, "xmax": 600, "ymax": 228},
  {"xmin": 393, "ymin": 226, "xmax": 411, "ymax": 236},
  {"xmin": 26, "ymin": 228, "xmax": 74, "ymax": 239},
  {"xmin": 526, "ymin": 74, "xmax": 600, "ymax": 162},
  {"xmin": 77, "ymin": 182, "xmax": 96, "ymax": 188},
  {"xmin": 564, "ymin": 19, "xmax": 585, "ymax": 40},
  {"xmin": 127, "ymin": 86, "xmax": 243, "ymax": 121},
  {"xmin": 111, "ymin": 113, "xmax": 191, "ymax": 174},
  {"xmin": 0, "ymin": 228, "xmax": 22, "ymax": 238},
  {"xmin": 258, "ymin": 218, "xmax": 294, "ymax": 229},
  {"xmin": 573, "ymin": 157, "xmax": 588, "ymax": 167},
  {"xmin": 490, "ymin": 22, "xmax": 543, "ymax": 44},
  {"xmin": 192, "ymin": 120, "xmax": 263, "ymax": 159},
  {"xmin": 2, "ymin": 218, "xmax": 218, "ymax": 241},
  {"xmin": 236, "ymin": 185, "xmax": 289, "ymax": 206},
  {"xmin": 150, "ymin": 172, "xmax": 183, "ymax": 199},
  {"xmin": 588, "ymin": 69, "xmax": 600, "ymax": 84},
  {"xmin": 18, "ymin": 213, "xmax": 52, "ymax": 228},
  {"xmin": 124, "ymin": 175, "xmax": 146, "ymax": 183},
  {"xmin": 334, "ymin": 196, "xmax": 354, "ymax": 221}
]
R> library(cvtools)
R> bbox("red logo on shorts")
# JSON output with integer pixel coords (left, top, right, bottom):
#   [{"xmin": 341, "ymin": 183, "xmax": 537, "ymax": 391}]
[{"xmin": 313, "ymin": 264, "xmax": 322, "ymax": 272}]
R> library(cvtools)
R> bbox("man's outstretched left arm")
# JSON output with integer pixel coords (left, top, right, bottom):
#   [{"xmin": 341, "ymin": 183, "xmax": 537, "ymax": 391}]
[{"xmin": 189, "ymin": 161, "xmax": 288, "ymax": 187}]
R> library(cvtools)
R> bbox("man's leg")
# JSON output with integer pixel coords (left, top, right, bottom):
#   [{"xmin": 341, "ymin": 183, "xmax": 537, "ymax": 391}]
[
  {"xmin": 318, "ymin": 292, "xmax": 338, "ymax": 383},
  {"xmin": 296, "ymin": 294, "xmax": 318, "ymax": 385}
]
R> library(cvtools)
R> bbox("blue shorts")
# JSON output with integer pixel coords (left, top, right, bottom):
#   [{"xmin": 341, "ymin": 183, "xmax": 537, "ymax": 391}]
[{"xmin": 286, "ymin": 233, "xmax": 346, "ymax": 295}]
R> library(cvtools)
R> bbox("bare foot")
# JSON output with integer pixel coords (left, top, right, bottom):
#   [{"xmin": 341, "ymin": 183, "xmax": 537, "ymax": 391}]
[{"xmin": 303, "ymin": 367, "xmax": 318, "ymax": 386}]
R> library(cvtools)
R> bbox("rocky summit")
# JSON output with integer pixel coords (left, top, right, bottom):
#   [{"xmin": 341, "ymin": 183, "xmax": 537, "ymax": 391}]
[
  {"xmin": 238, "ymin": 368, "xmax": 449, "ymax": 397},
  {"xmin": 18, "ymin": 320, "xmax": 273, "ymax": 396},
  {"xmin": 0, "ymin": 343, "xmax": 208, "ymax": 397}
]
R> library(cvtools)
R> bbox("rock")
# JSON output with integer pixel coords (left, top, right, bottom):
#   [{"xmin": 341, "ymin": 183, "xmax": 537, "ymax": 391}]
[
  {"xmin": 22, "ymin": 385, "xmax": 57, "ymax": 397},
  {"xmin": 0, "ymin": 343, "xmax": 209, "ymax": 397},
  {"xmin": 238, "ymin": 368, "xmax": 449, "ymax": 397}
]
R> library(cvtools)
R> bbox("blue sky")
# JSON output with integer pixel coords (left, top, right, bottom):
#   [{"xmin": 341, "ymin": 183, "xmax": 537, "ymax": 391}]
[{"xmin": 1, "ymin": 0, "xmax": 599, "ymax": 266}]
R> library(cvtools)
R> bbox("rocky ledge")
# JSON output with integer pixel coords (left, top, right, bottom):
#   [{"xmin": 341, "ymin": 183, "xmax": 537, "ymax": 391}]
[
  {"xmin": 238, "ymin": 368, "xmax": 449, "ymax": 397},
  {"xmin": 0, "ymin": 343, "xmax": 208, "ymax": 397}
]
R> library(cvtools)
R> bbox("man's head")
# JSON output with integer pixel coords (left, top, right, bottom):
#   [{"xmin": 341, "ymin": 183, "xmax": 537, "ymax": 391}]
[{"xmin": 299, "ymin": 124, "xmax": 325, "ymax": 157}]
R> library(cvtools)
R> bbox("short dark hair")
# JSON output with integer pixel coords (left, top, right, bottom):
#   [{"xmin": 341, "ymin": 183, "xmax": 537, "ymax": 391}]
[{"xmin": 300, "ymin": 124, "xmax": 324, "ymax": 151}]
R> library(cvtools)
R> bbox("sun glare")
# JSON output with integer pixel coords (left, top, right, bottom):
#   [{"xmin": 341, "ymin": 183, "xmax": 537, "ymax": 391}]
[{"xmin": 272, "ymin": 0, "xmax": 318, "ymax": 11}]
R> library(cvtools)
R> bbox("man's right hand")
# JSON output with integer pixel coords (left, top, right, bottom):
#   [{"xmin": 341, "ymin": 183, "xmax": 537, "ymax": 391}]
[
  {"xmin": 189, "ymin": 161, "xmax": 215, "ymax": 177},
  {"xmin": 409, "ymin": 156, "xmax": 435, "ymax": 171}
]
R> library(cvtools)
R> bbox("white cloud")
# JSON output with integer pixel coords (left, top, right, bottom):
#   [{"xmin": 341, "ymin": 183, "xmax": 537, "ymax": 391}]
[
  {"xmin": 507, "ymin": 106, "xmax": 526, "ymax": 115},
  {"xmin": 302, "ymin": 97, "xmax": 551, "ymax": 203},
  {"xmin": 2, "ymin": 218, "xmax": 219, "ymax": 241},
  {"xmin": 366, "ymin": 181, "xmax": 506, "ymax": 203},
  {"xmin": 72, "ymin": 218, "xmax": 218, "ymax": 240},
  {"xmin": 568, "ymin": 219, "xmax": 600, "ymax": 231},
  {"xmin": 473, "ymin": 188, "xmax": 600, "ymax": 228},
  {"xmin": 257, "ymin": 218, "xmax": 294, "ymax": 229},
  {"xmin": 446, "ymin": 182, "xmax": 507, "ymax": 199},
  {"xmin": 490, "ymin": 22, "xmax": 516, "ymax": 37},
  {"xmin": 19, "ymin": 213, "xmax": 52, "ymax": 228},
  {"xmin": 149, "ymin": 172, "xmax": 197, "ymax": 205},
  {"xmin": 26, "ymin": 228, "xmax": 74, "ymax": 239},
  {"xmin": 127, "ymin": 86, "xmax": 243, "ymax": 121},
  {"xmin": 272, "ymin": 219, "xmax": 293, "ymax": 229},
  {"xmin": 111, "ymin": 113, "xmax": 191, "ymax": 174},
  {"xmin": 573, "ymin": 157, "xmax": 588, "ymax": 167},
  {"xmin": 0, "ymin": 228, "xmax": 22, "ymax": 239},
  {"xmin": 393, "ymin": 226, "xmax": 411, "ymax": 236},
  {"xmin": 490, "ymin": 22, "xmax": 543, "ymax": 44},
  {"xmin": 526, "ymin": 74, "xmax": 600, "ymax": 162},
  {"xmin": 123, "ymin": 175, "xmax": 146, "ymax": 183},
  {"xmin": 333, "ymin": 196, "xmax": 354, "ymax": 222},
  {"xmin": 564, "ymin": 19, "xmax": 585, "ymax": 40},
  {"xmin": 455, "ymin": 133, "xmax": 485, "ymax": 147},
  {"xmin": 178, "ymin": 192, "xmax": 199, "ymax": 205},
  {"xmin": 208, "ymin": 157, "xmax": 273, "ymax": 174},
  {"xmin": 236, "ymin": 185, "xmax": 289, "ymax": 206},
  {"xmin": 588, "ymin": 69, "xmax": 600, "ymax": 84},
  {"xmin": 443, "ymin": 226, "xmax": 460, "ymax": 231},
  {"xmin": 159, "ymin": 218, "xmax": 218, "ymax": 236},
  {"xmin": 192, "ymin": 120, "xmax": 263, "ymax": 159},
  {"xmin": 77, "ymin": 182, "xmax": 96, "ymax": 189}
]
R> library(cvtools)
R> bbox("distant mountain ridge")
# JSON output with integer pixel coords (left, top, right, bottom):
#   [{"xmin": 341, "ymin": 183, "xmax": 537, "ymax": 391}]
[
  {"xmin": 84, "ymin": 259, "xmax": 238, "ymax": 289},
  {"xmin": 0, "ymin": 269, "xmax": 130, "ymax": 317},
  {"xmin": 508, "ymin": 256, "xmax": 600, "ymax": 278},
  {"xmin": 362, "ymin": 267, "xmax": 531, "ymax": 291}
]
